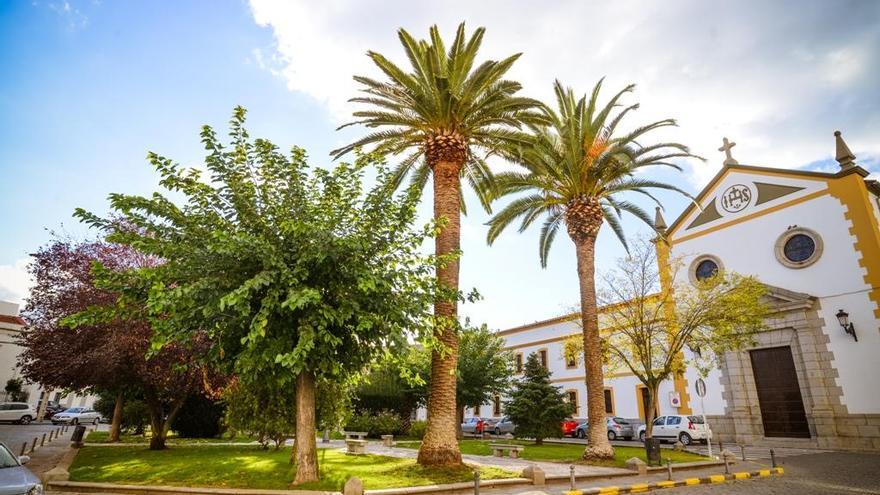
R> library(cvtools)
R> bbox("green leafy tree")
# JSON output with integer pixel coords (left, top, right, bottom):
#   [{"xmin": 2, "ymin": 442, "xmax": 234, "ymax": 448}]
[
  {"xmin": 504, "ymin": 353, "xmax": 574, "ymax": 445},
  {"xmin": 486, "ymin": 80, "xmax": 699, "ymax": 459},
  {"xmin": 454, "ymin": 322, "xmax": 512, "ymax": 432},
  {"xmin": 224, "ymin": 378, "xmax": 297, "ymax": 450},
  {"xmin": 4, "ymin": 378, "xmax": 27, "ymax": 402},
  {"xmin": 332, "ymin": 22, "xmax": 539, "ymax": 466},
  {"xmin": 74, "ymin": 108, "xmax": 434, "ymax": 483}
]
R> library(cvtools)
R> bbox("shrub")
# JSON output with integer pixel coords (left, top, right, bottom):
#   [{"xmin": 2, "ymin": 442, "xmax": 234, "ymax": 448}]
[
  {"xmin": 92, "ymin": 393, "xmax": 149, "ymax": 434},
  {"xmin": 344, "ymin": 410, "xmax": 405, "ymax": 437},
  {"xmin": 408, "ymin": 420, "xmax": 427, "ymax": 439},
  {"xmin": 172, "ymin": 395, "xmax": 225, "ymax": 438}
]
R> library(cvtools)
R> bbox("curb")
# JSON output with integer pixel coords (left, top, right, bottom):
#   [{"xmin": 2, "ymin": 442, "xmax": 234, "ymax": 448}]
[{"xmin": 562, "ymin": 467, "xmax": 784, "ymax": 495}]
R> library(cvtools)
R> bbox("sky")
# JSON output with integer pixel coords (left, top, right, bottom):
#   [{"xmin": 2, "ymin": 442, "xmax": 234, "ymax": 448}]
[{"xmin": 1, "ymin": 0, "xmax": 879, "ymax": 329}]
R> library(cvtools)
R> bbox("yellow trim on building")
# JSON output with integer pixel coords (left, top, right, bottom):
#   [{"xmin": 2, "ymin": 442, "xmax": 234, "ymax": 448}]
[
  {"xmin": 655, "ymin": 233, "xmax": 692, "ymax": 414},
  {"xmin": 827, "ymin": 174, "xmax": 880, "ymax": 319}
]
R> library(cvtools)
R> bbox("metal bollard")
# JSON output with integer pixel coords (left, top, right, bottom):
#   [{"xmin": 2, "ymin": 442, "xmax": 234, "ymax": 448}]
[
  {"xmin": 723, "ymin": 456, "xmax": 730, "ymax": 474},
  {"xmin": 718, "ymin": 441, "xmax": 723, "ymax": 453},
  {"xmin": 473, "ymin": 470, "xmax": 480, "ymax": 495},
  {"xmin": 667, "ymin": 459, "xmax": 673, "ymax": 481},
  {"xmin": 770, "ymin": 449, "xmax": 776, "ymax": 468},
  {"xmin": 20, "ymin": 442, "xmax": 27, "ymax": 456},
  {"xmin": 570, "ymin": 465, "xmax": 576, "ymax": 491},
  {"xmin": 30, "ymin": 437, "xmax": 38, "ymax": 453},
  {"xmin": 40, "ymin": 433, "xmax": 46, "ymax": 446},
  {"xmin": 741, "ymin": 444, "xmax": 746, "ymax": 461}
]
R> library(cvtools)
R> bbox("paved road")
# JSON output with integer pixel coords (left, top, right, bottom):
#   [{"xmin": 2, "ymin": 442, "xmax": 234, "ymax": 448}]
[{"xmin": 0, "ymin": 423, "xmax": 68, "ymax": 454}]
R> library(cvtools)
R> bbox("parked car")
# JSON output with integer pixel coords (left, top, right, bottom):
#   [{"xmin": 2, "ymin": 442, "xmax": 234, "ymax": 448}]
[
  {"xmin": 637, "ymin": 415, "xmax": 711, "ymax": 445},
  {"xmin": 561, "ymin": 418, "xmax": 579, "ymax": 437},
  {"xmin": 0, "ymin": 403, "xmax": 37, "ymax": 425},
  {"xmin": 575, "ymin": 417, "xmax": 636, "ymax": 441},
  {"xmin": 493, "ymin": 416, "xmax": 515, "ymax": 435},
  {"xmin": 40, "ymin": 402, "xmax": 64, "ymax": 421},
  {"xmin": 461, "ymin": 417, "xmax": 491, "ymax": 435},
  {"xmin": 0, "ymin": 441, "xmax": 42, "ymax": 495},
  {"xmin": 51, "ymin": 407, "xmax": 101, "ymax": 425}
]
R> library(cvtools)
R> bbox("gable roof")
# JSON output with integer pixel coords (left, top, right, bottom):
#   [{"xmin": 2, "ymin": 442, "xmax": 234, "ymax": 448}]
[{"xmin": 667, "ymin": 163, "xmax": 871, "ymax": 237}]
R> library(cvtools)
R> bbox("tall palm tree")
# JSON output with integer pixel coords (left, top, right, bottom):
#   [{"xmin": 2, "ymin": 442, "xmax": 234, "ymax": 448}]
[
  {"xmin": 486, "ymin": 79, "xmax": 698, "ymax": 459},
  {"xmin": 332, "ymin": 23, "xmax": 538, "ymax": 466}
]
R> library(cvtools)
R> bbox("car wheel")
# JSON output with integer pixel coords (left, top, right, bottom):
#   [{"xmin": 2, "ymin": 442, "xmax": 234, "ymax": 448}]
[
  {"xmin": 19, "ymin": 415, "xmax": 32, "ymax": 425},
  {"xmin": 639, "ymin": 431, "xmax": 646, "ymax": 443},
  {"xmin": 679, "ymin": 432, "xmax": 692, "ymax": 446},
  {"xmin": 607, "ymin": 430, "xmax": 617, "ymax": 441},
  {"xmin": 494, "ymin": 427, "xmax": 501, "ymax": 435},
  {"xmin": 72, "ymin": 418, "xmax": 79, "ymax": 425},
  {"xmin": 577, "ymin": 429, "xmax": 586, "ymax": 439},
  {"xmin": 93, "ymin": 418, "xmax": 99, "ymax": 425}
]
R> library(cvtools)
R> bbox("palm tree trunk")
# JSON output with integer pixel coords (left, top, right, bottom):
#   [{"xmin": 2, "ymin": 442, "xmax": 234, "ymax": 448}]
[
  {"xmin": 417, "ymin": 159, "xmax": 463, "ymax": 467},
  {"xmin": 109, "ymin": 391, "xmax": 124, "ymax": 442},
  {"xmin": 573, "ymin": 235, "xmax": 615, "ymax": 460},
  {"xmin": 293, "ymin": 371, "xmax": 319, "ymax": 484}
]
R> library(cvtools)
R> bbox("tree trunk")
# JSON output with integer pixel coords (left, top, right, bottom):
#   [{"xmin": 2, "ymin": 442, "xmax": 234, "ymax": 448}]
[
  {"xmin": 573, "ymin": 236, "xmax": 615, "ymax": 460},
  {"xmin": 146, "ymin": 401, "xmax": 166, "ymax": 450},
  {"xmin": 645, "ymin": 382, "xmax": 660, "ymax": 438},
  {"xmin": 456, "ymin": 406, "xmax": 465, "ymax": 440},
  {"xmin": 535, "ymin": 436, "xmax": 543, "ymax": 446},
  {"xmin": 293, "ymin": 371, "xmax": 319, "ymax": 484},
  {"xmin": 417, "ymin": 159, "xmax": 463, "ymax": 467},
  {"xmin": 109, "ymin": 391, "xmax": 124, "ymax": 442}
]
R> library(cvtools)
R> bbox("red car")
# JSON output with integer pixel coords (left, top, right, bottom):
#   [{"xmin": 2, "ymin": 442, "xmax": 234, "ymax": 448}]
[{"xmin": 561, "ymin": 418, "xmax": 579, "ymax": 437}]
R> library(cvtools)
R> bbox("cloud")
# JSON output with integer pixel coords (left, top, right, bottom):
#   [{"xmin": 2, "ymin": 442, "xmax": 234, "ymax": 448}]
[
  {"xmin": 0, "ymin": 258, "xmax": 33, "ymax": 305},
  {"xmin": 45, "ymin": 0, "xmax": 89, "ymax": 30},
  {"xmin": 248, "ymin": 0, "xmax": 880, "ymax": 190}
]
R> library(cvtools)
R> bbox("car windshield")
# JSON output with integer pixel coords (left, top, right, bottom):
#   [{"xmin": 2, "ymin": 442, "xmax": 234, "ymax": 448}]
[
  {"xmin": 0, "ymin": 444, "xmax": 20, "ymax": 469},
  {"xmin": 63, "ymin": 408, "xmax": 83, "ymax": 413},
  {"xmin": 613, "ymin": 417, "xmax": 629, "ymax": 424},
  {"xmin": 688, "ymin": 416, "xmax": 705, "ymax": 424}
]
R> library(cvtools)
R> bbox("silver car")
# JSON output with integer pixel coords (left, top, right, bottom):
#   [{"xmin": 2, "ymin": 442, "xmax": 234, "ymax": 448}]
[
  {"xmin": 575, "ymin": 417, "xmax": 637, "ymax": 441},
  {"xmin": 51, "ymin": 407, "xmax": 101, "ymax": 425},
  {"xmin": 0, "ymin": 441, "xmax": 42, "ymax": 495},
  {"xmin": 492, "ymin": 416, "xmax": 515, "ymax": 435}
]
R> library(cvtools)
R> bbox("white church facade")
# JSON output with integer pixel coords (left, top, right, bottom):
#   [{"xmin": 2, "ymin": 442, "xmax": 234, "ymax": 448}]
[{"xmin": 473, "ymin": 132, "xmax": 880, "ymax": 451}]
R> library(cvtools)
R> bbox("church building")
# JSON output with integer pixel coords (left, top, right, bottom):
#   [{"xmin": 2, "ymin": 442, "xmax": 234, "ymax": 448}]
[{"xmin": 478, "ymin": 132, "xmax": 880, "ymax": 451}]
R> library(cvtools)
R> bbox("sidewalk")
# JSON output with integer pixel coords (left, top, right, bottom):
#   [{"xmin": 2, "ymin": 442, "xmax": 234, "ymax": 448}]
[{"xmin": 22, "ymin": 427, "xmax": 75, "ymax": 478}]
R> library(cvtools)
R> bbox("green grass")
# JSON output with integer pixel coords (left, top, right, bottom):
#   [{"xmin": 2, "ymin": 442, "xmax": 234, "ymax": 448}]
[
  {"xmin": 69, "ymin": 445, "xmax": 516, "ymax": 491},
  {"xmin": 395, "ymin": 439, "xmax": 707, "ymax": 468},
  {"xmin": 86, "ymin": 430, "xmax": 256, "ymax": 444}
]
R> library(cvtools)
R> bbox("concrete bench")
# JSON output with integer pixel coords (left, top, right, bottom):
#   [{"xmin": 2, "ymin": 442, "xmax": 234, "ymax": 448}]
[
  {"xmin": 344, "ymin": 431, "xmax": 368, "ymax": 441},
  {"xmin": 345, "ymin": 439, "xmax": 367, "ymax": 455},
  {"xmin": 381, "ymin": 434, "xmax": 394, "ymax": 447},
  {"xmin": 489, "ymin": 443, "xmax": 524, "ymax": 458}
]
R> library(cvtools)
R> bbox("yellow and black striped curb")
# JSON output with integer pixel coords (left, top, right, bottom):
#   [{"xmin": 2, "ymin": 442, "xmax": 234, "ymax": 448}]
[{"xmin": 563, "ymin": 467, "xmax": 784, "ymax": 495}]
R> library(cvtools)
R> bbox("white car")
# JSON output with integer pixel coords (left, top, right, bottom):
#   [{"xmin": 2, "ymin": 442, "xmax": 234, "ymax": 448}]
[
  {"xmin": 51, "ymin": 407, "xmax": 101, "ymax": 425},
  {"xmin": 638, "ymin": 415, "xmax": 711, "ymax": 446},
  {"xmin": 0, "ymin": 402, "xmax": 37, "ymax": 425}
]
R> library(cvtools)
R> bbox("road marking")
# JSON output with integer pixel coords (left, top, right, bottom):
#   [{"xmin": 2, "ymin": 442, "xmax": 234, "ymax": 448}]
[
  {"xmin": 734, "ymin": 472, "xmax": 750, "ymax": 479},
  {"xmin": 656, "ymin": 480, "xmax": 676, "ymax": 488},
  {"xmin": 684, "ymin": 478, "xmax": 700, "ymax": 485},
  {"xmin": 709, "ymin": 474, "xmax": 726, "ymax": 483},
  {"xmin": 598, "ymin": 487, "xmax": 619, "ymax": 495},
  {"xmin": 629, "ymin": 483, "xmax": 649, "ymax": 493}
]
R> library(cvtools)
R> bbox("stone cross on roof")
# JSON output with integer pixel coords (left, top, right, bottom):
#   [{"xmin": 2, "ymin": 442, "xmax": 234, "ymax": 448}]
[{"xmin": 718, "ymin": 137, "xmax": 739, "ymax": 166}]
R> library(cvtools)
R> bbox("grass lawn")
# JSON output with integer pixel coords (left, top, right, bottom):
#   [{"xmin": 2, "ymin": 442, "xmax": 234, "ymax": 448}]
[
  {"xmin": 69, "ymin": 445, "xmax": 516, "ymax": 491},
  {"xmin": 86, "ymin": 430, "xmax": 256, "ymax": 444},
  {"xmin": 395, "ymin": 439, "xmax": 706, "ymax": 468}
]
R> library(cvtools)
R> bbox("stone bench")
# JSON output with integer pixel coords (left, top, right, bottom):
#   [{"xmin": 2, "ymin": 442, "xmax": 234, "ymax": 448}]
[
  {"xmin": 489, "ymin": 443, "xmax": 524, "ymax": 458},
  {"xmin": 345, "ymin": 439, "xmax": 367, "ymax": 455},
  {"xmin": 344, "ymin": 431, "xmax": 368, "ymax": 441},
  {"xmin": 381, "ymin": 434, "xmax": 394, "ymax": 447}
]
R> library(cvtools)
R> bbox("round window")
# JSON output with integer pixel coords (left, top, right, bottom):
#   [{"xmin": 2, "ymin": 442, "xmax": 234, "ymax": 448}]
[
  {"xmin": 774, "ymin": 228, "xmax": 823, "ymax": 269},
  {"xmin": 689, "ymin": 255, "xmax": 723, "ymax": 285},
  {"xmin": 783, "ymin": 234, "xmax": 815, "ymax": 263},
  {"xmin": 695, "ymin": 259, "xmax": 719, "ymax": 281}
]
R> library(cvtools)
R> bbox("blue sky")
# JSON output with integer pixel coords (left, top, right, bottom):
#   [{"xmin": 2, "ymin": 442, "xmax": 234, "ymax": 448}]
[{"xmin": 2, "ymin": 1, "xmax": 878, "ymax": 329}]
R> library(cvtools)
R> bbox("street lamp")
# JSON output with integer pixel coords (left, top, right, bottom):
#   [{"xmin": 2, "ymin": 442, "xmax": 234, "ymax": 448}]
[{"xmin": 835, "ymin": 309, "xmax": 858, "ymax": 342}]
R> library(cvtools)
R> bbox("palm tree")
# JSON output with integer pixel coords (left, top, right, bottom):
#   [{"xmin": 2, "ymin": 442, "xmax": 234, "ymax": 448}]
[
  {"xmin": 486, "ymin": 79, "xmax": 698, "ymax": 459},
  {"xmin": 332, "ymin": 23, "xmax": 538, "ymax": 466}
]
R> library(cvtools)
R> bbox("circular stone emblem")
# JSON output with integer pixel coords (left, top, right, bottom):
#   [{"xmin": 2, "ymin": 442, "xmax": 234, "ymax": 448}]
[{"xmin": 720, "ymin": 184, "xmax": 752, "ymax": 213}]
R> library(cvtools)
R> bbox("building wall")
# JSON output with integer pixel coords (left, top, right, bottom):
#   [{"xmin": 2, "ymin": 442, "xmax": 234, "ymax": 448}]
[{"xmin": 670, "ymin": 171, "xmax": 880, "ymax": 415}]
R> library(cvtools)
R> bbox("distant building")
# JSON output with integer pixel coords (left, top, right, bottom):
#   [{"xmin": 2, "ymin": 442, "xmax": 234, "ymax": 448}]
[
  {"xmin": 469, "ymin": 132, "xmax": 880, "ymax": 451},
  {"xmin": 0, "ymin": 300, "xmax": 98, "ymax": 410}
]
